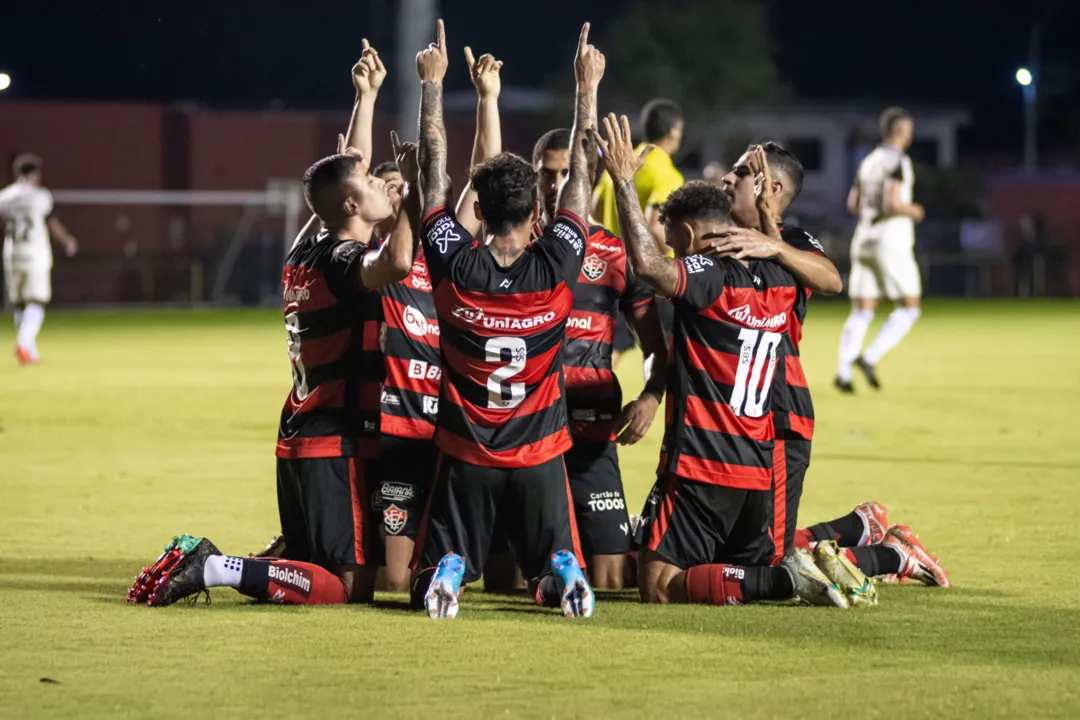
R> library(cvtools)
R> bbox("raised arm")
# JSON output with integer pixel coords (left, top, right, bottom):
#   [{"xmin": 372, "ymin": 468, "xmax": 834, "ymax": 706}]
[
  {"xmin": 417, "ymin": 20, "xmax": 452, "ymax": 216},
  {"xmin": 357, "ymin": 132, "xmax": 421, "ymax": 291},
  {"xmin": 595, "ymin": 114, "xmax": 679, "ymax": 296},
  {"xmin": 454, "ymin": 47, "xmax": 503, "ymax": 236},
  {"xmin": 344, "ymin": 40, "xmax": 387, "ymax": 164},
  {"xmin": 556, "ymin": 23, "xmax": 603, "ymax": 219}
]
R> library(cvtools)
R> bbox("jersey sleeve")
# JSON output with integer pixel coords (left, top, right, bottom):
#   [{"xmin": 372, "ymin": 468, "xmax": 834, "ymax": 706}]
[
  {"xmin": 620, "ymin": 264, "xmax": 657, "ymax": 317},
  {"xmin": 669, "ymin": 255, "xmax": 729, "ymax": 310},
  {"xmin": 535, "ymin": 209, "xmax": 590, "ymax": 285},
  {"xmin": 0, "ymin": 185, "xmax": 19, "ymax": 213},
  {"xmin": 781, "ymin": 227, "xmax": 827, "ymax": 258},
  {"xmin": 325, "ymin": 239, "xmax": 373, "ymax": 298},
  {"xmin": 421, "ymin": 206, "xmax": 474, "ymax": 286}
]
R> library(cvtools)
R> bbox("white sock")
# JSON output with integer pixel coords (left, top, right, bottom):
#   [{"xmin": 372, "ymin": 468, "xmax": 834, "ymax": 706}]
[
  {"xmin": 862, "ymin": 308, "xmax": 920, "ymax": 366},
  {"xmin": 203, "ymin": 555, "xmax": 244, "ymax": 588},
  {"xmin": 836, "ymin": 309, "xmax": 874, "ymax": 381},
  {"xmin": 14, "ymin": 308, "xmax": 23, "ymax": 331},
  {"xmin": 17, "ymin": 303, "xmax": 44, "ymax": 353}
]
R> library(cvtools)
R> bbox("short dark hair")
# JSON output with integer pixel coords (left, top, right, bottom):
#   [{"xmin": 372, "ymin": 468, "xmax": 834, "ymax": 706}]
[
  {"xmin": 879, "ymin": 106, "xmax": 913, "ymax": 139},
  {"xmin": 658, "ymin": 181, "xmax": 732, "ymax": 226},
  {"xmin": 13, "ymin": 153, "xmax": 42, "ymax": 178},
  {"xmin": 371, "ymin": 160, "xmax": 399, "ymax": 179},
  {"xmin": 469, "ymin": 152, "xmax": 537, "ymax": 236},
  {"xmin": 641, "ymin": 99, "xmax": 683, "ymax": 143},
  {"xmin": 750, "ymin": 141, "xmax": 804, "ymax": 201},
  {"xmin": 532, "ymin": 128, "xmax": 571, "ymax": 166},
  {"xmin": 302, "ymin": 154, "xmax": 358, "ymax": 216}
]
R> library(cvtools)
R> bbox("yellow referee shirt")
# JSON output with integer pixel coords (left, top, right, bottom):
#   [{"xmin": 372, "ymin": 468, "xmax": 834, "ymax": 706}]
[{"xmin": 593, "ymin": 144, "xmax": 684, "ymax": 245}]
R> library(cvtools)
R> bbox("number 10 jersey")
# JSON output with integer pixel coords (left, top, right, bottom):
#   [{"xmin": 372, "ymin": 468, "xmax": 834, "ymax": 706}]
[
  {"xmin": 660, "ymin": 255, "xmax": 799, "ymax": 490},
  {"xmin": 420, "ymin": 206, "xmax": 589, "ymax": 468}
]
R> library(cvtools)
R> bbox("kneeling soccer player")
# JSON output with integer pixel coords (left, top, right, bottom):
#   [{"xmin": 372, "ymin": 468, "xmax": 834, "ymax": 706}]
[
  {"xmin": 129, "ymin": 123, "xmax": 421, "ymax": 607},
  {"xmin": 596, "ymin": 116, "xmax": 874, "ymax": 609}
]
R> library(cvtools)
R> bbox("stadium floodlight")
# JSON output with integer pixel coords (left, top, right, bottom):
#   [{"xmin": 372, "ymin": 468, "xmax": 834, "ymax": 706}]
[
  {"xmin": 1016, "ymin": 67, "xmax": 1033, "ymax": 86},
  {"xmin": 0, "ymin": 73, "xmax": 11, "ymax": 92}
]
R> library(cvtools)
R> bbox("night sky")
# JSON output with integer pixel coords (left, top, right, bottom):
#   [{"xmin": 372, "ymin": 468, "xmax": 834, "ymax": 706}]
[{"xmin": 2, "ymin": 0, "xmax": 1077, "ymax": 157}]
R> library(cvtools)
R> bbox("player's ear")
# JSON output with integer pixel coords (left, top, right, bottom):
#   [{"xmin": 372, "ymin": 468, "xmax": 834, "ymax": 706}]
[
  {"xmin": 343, "ymin": 196, "xmax": 359, "ymax": 218},
  {"xmin": 472, "ymin": 200, "xmax": 484, "ymax": 224},
  {"xmin": 681, "ymin": 220, "xmax": 696, "ymax": 249}
]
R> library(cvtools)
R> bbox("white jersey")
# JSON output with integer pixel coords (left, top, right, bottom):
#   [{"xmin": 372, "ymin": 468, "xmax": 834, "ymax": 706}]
[
  {"xmin": 0, "ymin": 181, "xmax": 55, "ymax": 268},
  {"xmin": 855, "ymin": 145, "xmax": 915, "ymax": 243}
]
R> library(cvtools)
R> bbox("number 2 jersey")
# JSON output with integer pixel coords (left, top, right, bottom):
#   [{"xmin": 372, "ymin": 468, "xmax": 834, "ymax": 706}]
[
  {"xmin": 420, "ymin": 206, "xmax": 589, "ymax": 468},
  {"xmin": 660, "ymin": 254, "xmax": 799, "ymax": 490},
  {"xmin": 276, "ymin": 234, "xmax": 384, "ymax": 460}
]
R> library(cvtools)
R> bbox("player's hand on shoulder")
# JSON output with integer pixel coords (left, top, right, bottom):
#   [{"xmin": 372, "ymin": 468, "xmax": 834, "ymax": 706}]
[
  {"xmin": 701, "ymin": 227, "xmax": 782, "ymax": 260},
  {"xmin": 464, "ymin": 47, "xmax": 502, "ymax": 99},
  {"xmin": 352, "ymin": 39, "xmax": 387, "ymax": 97},
  {"xmin": 616, "ymin": 393, "xmax": 660, "ymax": 445},
  {"xmin": 574, "ymin": 22, "xmax": 605, "ymax": 92},
  {"xmin": 593, "ymin": 113, "xmax": 654, "ymax": 185},
  {"xmin": 416, "ymin": 19, "xmax": 449, "ymax": 84}
]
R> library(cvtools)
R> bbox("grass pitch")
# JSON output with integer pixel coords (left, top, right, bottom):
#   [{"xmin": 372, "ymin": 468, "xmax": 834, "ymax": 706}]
[{"xmin": 2, "ymin": 300, "xmax": 1079, "ymax": 718}]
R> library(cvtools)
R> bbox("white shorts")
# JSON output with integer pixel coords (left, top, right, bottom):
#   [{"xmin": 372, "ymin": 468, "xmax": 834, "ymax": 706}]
[
  {"xmin": 848, "ymin": 230, "xmax": 921, "ymax": 300},
  {"xmin": 4, "ymin": 263, "xmax": 52, "ymax": 305}
]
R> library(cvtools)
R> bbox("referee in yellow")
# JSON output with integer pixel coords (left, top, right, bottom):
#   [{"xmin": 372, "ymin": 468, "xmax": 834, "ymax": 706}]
[{"xmin": 593, "ymin": 98, "xmax": 685, "ymax": 255}]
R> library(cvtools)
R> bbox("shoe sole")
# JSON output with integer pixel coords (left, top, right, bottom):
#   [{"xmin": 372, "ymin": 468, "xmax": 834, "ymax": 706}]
[
  {"xmin": 128, "ymin": 546, "xmax": 185, "ymax": 605},
  {"xmin": 552, "ymin": 550, "xmax": 594, "ymax": 618},
  {"xmin": 816, "ymin": 543, "xmax": 877, "ymax": 607},
  {"xmin": 425, "ymin": 555, "xmax": 465, "ymax": 619}
]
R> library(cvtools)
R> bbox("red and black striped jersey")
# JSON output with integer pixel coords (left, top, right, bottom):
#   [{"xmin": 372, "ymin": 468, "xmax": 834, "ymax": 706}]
[
  {"xmin": 421, "ymin": 206, "xmax": 588, "ymax": 468},
  {"xmin": 380, "ymin": 249, "xmax": 441, "ymax": 440},
  {"xmin": 659, "ymin": 255, "xmax": 799, "ymax": 490},
  {"xmin": 564, "ymin": 226, "xmax": 654, "ymax": 441},
  {"xmin": 772, "ymin": 224, "xmax": 826, "ymax": 440},
  {"xmin": 276, "ymin": 234, "xmax": 383, "ymax": 459}
]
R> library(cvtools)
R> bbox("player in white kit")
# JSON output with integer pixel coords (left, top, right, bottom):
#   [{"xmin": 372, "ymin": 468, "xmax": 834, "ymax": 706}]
[
  {"xmin": 1, "ymin": 154, "xmax": 79, "ymax": 365},
  {"xmin": 835, "ymin": 107, "xmax": 924, "ymax": 392}
]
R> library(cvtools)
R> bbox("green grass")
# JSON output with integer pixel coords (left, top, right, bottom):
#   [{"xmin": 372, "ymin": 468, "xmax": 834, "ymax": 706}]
[{"xmin": 2, "ymin": 300, "xmax": 1080, "ymax": 718}]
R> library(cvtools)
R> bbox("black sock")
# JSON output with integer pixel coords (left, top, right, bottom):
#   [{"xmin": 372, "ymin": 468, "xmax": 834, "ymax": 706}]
[
  {"xmin": 535, "ymin": 573, "xmax": 561, "ymax": 608},
  {"xmin": 741, "ymin": 565, "xmax": 795, "ymax": 602},
  {"xmin": 410, "ymin": 568, "xmax": 435, "ymax": 610},
  {"xmin": 850, "ymin": 546, "xmax": 902, "ymax": 577},
  {"xmin": 808, "ymin": 512, "xmax": 864, "ymax": 546},
  {"xmin": 237, "ymin": 559, "xmax": 271, "ymax": 601}
]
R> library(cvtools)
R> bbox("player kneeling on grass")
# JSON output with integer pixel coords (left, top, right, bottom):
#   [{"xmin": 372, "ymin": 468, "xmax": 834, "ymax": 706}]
[
  {"xmin": 128, "ymin": 132, "xmax": 422, "ymax": 608},
  {"xmin": 595, "ymin": 114, "xmax": 874, "ymax": 609}
]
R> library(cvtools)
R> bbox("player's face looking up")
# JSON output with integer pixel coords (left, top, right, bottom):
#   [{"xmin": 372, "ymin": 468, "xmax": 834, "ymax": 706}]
[
  {"xmin": 346, "ymin": 162, "xmax": 394, "ymax": 224},
  {"xmin": 721, "ymin": 153, "xmax": 760, "ymax": 229},
  {"xmin": 536, "ymin": 149, "xmax": 570, "ymax": 222}
]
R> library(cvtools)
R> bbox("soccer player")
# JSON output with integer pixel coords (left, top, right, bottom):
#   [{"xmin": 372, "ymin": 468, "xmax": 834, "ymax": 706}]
[
  {"xmin": 534, "ymin": 127, "xmax": 668, "ymax": 588},
  {"xmin": 409, "ymin": 20, "xmax": 602, "ymax": 618},
  {"xmin": 836, "ymin": 106, "xmax": 925, "ymax": 392},
  {"xmin": 596, "ymin": 114, "xmax": 872, "ymax": 609},
  {"xmin": 1, "ymin": 154, "xmax": 79, "ymax": 365},
  {"xmin": 129, "ymin": 46, "xmax": 425, "ymax": 608}
]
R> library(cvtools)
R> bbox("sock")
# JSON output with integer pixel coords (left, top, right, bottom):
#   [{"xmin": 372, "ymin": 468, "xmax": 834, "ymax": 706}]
[
  {"xmin": 534, "ymin": 573, "xmax": 561, "ymax": 608},
  {"xmin": 14, "ymin": 308, "xmax": 23, "ymax": 331},
  {"xmin": 846, "ymin": 546, "xmax": 903, "ymax": 577},
  {"xmin": 836, "ymin": 309, "xmax": 873, "ymax": 381},
  {"xmin": 793, "ymin": 528, "xmax": 814, "ymax": 549},
  {"xmin": 806, "ymin": 512, "xmax": 864, "ymax": 547},
  {"xmin": 862, "ymin": 307, "xmax": 920, "ymax": 365},
  {"xmin": 684, "ymin": 565, "xmax": 794, "ymax": 606},
  {"xmin": 203, "ymin": 556, "xmax": 349, "ymax": 605},
  {"xmin": 17, "ymin": 303, "xmax": 44, "ymax": 353}
]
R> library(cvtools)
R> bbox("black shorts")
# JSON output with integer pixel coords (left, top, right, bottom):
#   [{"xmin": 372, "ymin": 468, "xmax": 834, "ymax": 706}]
[
  {"xmin": 633, "ymin": 474, "xmax": 774, "ymax": 569},
  {"xmin": 613, "ymin": 312, "xmax": 636, "ymax": 353},
  {"xmin": 565, "ymin": 439, "xmax": 632, "ymax": 556},
  {"xmin": 372, "ymin": 436, "xmax": 438, "ymax": 539},
  {"xmin": 771, "ymin": 431, "xmax": 811, "ymax": 556},
  {"xmin": 413, "ymin": 453, "xmax": 583, "ymax": 584},
  {"xmin": 276, "ymin": 455, "xmax": 384, "ymax": 568}
]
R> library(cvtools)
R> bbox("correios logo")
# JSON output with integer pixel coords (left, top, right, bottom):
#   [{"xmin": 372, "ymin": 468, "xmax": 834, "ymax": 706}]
[
  {"xmin": 729, "ymin": 303, "xmax": 787, "ymax": 330},
  {"xmin": 402, "ymin": 305, "xmax": 439, "ymax": 338}
]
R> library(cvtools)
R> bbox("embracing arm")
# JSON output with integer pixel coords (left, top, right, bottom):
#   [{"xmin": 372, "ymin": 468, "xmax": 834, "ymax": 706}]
[{"xmin": 774, "ymin": 243, "xmax": 842, "ymax": 295}]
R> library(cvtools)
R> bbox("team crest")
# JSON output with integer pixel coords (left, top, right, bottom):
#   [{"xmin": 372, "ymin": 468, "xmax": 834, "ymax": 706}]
[
  {"xmin": 383, "ymin": 504, "xmax": 408, "ymax": 535},
  {"xmin": 581, "ymin": 254, "xmax": 607, "ymax": 282}
]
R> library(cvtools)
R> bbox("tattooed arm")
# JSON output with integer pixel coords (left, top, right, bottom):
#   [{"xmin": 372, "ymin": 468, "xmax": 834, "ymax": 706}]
[
  {"xmin": 416, "ymin": 20, "xmax": 452, "ymax": 216},
  {"xmin": 615, "ymin": 177, "xmax": 679, "ymax": 296},
  {"xmin": 555, "ymin": 23, "xmax": 604, "ymax": 219}
]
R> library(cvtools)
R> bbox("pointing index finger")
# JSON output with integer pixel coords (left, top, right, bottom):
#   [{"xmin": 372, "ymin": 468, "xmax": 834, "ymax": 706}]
[
  {"xmin": 464, "ymin": 46, "xmax": 476, "ymax": 70},
  {"xmin": 361, "ymin": 38, "xmax": 370, "ymax": 52},
  {"xmin": 436, "ymin": 19, "xmax": 446, "ymax": 52},
  {"xmin": 578, "ymin": 22, "xmax": 591, "ymax": 53}
]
